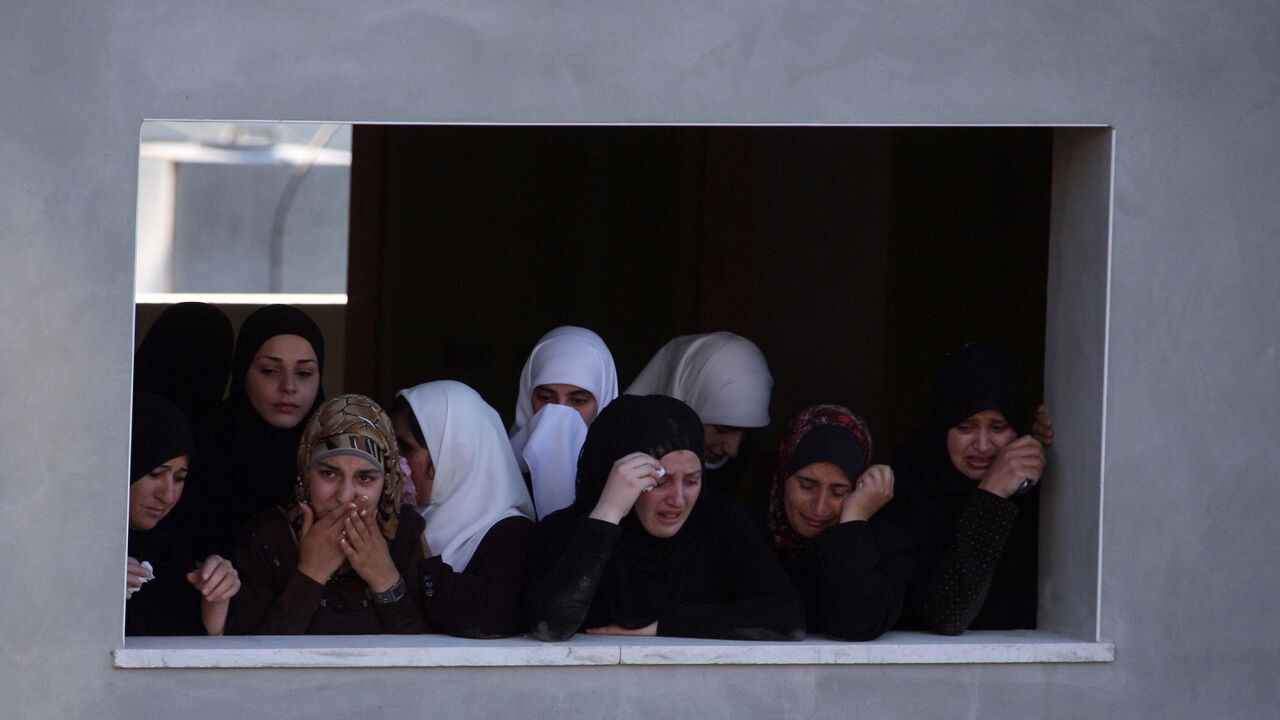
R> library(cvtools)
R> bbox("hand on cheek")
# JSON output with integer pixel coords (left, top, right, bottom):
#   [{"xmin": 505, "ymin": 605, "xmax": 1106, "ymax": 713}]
[
  {"xmin": 978, "ymin": 436, "xmax": 1045, "ymax": 498},
  {"xmin": 589, "ymin": 452, "xmax": 665, "ymax": 524},
  {"xmin": 841, "ymin": 464, "xmax": 895, "ymax": 522}
]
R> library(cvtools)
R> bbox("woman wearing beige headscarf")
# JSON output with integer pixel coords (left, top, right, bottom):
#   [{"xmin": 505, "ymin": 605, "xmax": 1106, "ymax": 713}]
[{"xmin": 228, "ymin": 394, "xmax": 427, "ymax": 634}]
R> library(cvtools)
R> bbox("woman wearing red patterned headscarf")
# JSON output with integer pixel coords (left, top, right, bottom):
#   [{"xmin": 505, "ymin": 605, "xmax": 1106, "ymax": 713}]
[{"xmin": 763, "ymin": 405, "xmax": 914, "ymax": 640}]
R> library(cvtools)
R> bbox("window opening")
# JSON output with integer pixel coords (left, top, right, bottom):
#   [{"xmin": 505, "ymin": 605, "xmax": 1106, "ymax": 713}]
[{"xmin": 126, "ymin": 123, "xmax": 1112, "ymax": 665}]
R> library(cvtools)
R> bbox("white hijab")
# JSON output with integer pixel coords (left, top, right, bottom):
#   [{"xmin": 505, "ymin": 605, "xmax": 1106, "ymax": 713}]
[
  {"xmin": 508, "ymin": 326, "xmax": 618, "ymax": 519},
  {"xmin": 398, "ymin": 380, "xmax": 534, "ymax": 572},
  {"xmin": 625, "ymin": 331, "xmax": 773, "ymax": 428}
]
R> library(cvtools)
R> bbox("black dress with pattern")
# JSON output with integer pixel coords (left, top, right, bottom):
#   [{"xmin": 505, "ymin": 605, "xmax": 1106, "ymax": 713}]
[{"xmin": 883, "ymin": 428, "xmax": 1038, "ymax": 635}]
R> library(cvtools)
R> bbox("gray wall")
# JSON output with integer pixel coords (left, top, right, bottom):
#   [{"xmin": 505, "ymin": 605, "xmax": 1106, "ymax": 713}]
[
  {"xmin": 2, "ymin": 2, "xmax": 1277, "ymax": 718},
  {"xmin": 172, "ymin": 163, "xmax": 350, "ymax": 294}
]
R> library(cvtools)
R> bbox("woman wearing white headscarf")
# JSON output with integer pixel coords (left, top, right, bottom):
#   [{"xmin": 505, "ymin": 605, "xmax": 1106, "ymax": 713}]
[
  {"xmin": 625, "ymin": 332, "xmax": 773, "ymax": 494},
  {"xmin": 392, "ymin": 380, "xmax": 537, "ymax": 637},
  {"xmin": 509, "ymin": 326, "xmax": 619, "ymax": 519}
]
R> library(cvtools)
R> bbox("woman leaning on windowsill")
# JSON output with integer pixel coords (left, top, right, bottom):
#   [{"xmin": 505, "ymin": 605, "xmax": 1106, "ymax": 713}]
[
  {"xmin": 881, "ymin": 343, "xmax": 1054, "ymax": 635},
  {"xmin": 227, "ymin": 395, "xmax": 426, "ymax": 635}
]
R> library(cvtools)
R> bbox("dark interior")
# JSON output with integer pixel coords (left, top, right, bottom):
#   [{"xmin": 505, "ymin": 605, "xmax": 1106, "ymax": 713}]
[{"xmin": 345, "ymin": 125, "xmax": 1052, "ymax": 500}]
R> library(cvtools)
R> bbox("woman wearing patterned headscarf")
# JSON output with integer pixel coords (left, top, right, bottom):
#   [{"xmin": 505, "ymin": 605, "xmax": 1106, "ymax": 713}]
[
  {"xmin": 524, "ymin": 394, "xmax": 804, "ymax": 641},
  {"xmin": 763, "ymin": 405, "xmax": 913, "ymax": 640},
  {"xmin": 228, "ymin": 395, "xmax": 426, "ymax": 634},
  {"xmin": 391, "ymin": 380, "xmax": 536, "ymax": 637}
]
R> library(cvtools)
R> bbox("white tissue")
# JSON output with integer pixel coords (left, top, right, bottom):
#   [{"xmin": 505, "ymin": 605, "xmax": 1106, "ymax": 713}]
[{"xmin": 126, "ymin": 561, "xmax": 155, "ymax": 599}]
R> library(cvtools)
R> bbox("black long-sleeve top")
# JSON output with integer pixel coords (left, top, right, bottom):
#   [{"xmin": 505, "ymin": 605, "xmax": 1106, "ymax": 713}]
[
  {"xmin": 776, "ymin": 518, "xmax": 915, "ymax": 641},
  {"xmin": 126, "ymin": 526, "xmax": 206, "ymax": 636},
  {"xmin": 525, "ymin": 491, "xmax": 806, "ymax": 642},
  {"xmin": 419, "ymin": 515, "xmax": 534, "ymax": 638},
  {"xmin": 884, "ymin": 430, "xmax": 1038, "ymax": 635}
]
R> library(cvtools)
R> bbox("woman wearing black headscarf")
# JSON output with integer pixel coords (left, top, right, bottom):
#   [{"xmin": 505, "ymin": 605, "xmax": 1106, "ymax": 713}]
[
  {"xmin": 174, "ymin": 304, "xmax": 326, "ymax": 559},
  {"xmin": 126, "ymin": 392, "xmax": 240, "ymax": 636},
  {"xmin": 882, "ymin": 343, "xmax": 1047, "ymax": 635},
  {"xmin": 762, "ymin": 405, "xmax": 914, "ymax": 640},
  {"xmin": 524, "ymin": 394, "xmax": 804, "ymax": 642},
  {"xmin": 133, "ymin": 302, "xmax": 234, "ymax": 428}
]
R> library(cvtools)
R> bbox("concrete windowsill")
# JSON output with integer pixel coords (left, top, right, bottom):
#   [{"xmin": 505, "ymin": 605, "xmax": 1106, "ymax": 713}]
[{"xmin": 115, "ymin": 631, "xmax": 1114, "ymax": 668}]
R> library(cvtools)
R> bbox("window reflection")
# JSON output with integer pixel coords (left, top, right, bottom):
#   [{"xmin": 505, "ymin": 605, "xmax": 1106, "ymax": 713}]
[{"xmin": 136, "ymin": 122, "xmax": 351, "ymax": 299}]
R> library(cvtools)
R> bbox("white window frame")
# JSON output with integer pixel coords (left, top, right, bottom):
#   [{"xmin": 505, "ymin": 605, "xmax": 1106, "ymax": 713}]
[{"xmin": 119, "ymin": 125, "xmax": 1115, "ymax": 670}]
